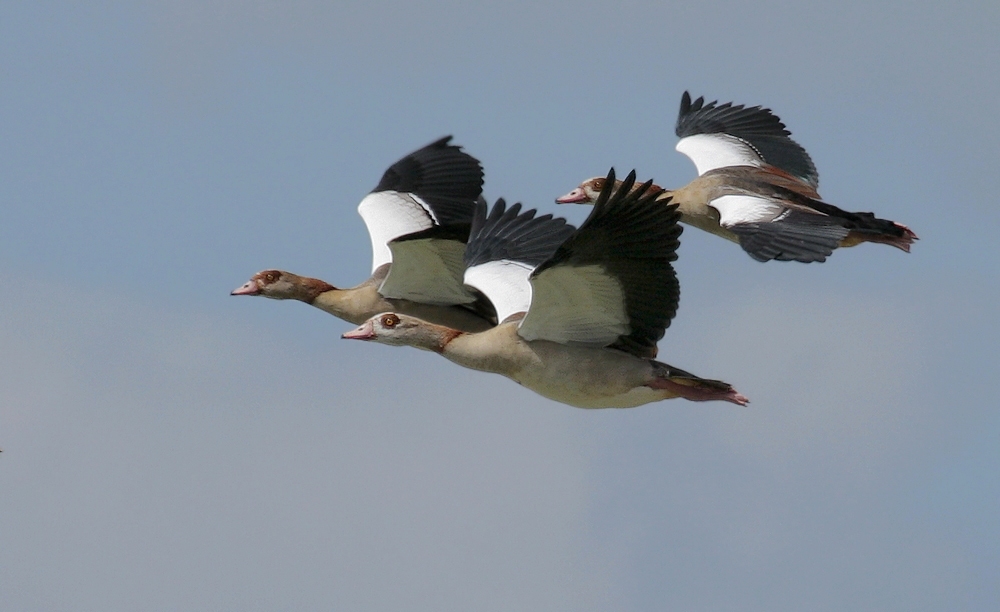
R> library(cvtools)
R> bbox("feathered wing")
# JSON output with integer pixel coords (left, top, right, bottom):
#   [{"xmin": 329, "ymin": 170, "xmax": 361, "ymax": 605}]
[
  {"xmin": 517, "ymin": 169, "xmax": 682, "ymax": 359},
  {"xmin": 675, "ymin": 91, "xmax": 819, "ymax": 188},
  {"xmin": 706, "ymin": 173, "xmax": 915, "ymax": 261},
  {"xmin": 381, "ymin": 224, "xmax": 477, "ymax": 305},
  {"xmin": 357, "ymin": 136, "xmax": 484, "ymax": 274},
  {"xmin": 706, "ymin": 194, "xmax": 847, "ymax": 263},
  {"xmin": 462, "ymin": 199, "xmax": 576, "ymax": 323},
  {"xmin": 729, "ymin": 213, "xmax": 849, "ymax": 262}
]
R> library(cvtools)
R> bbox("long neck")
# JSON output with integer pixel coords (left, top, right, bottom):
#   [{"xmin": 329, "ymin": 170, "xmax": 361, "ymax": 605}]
[
  {"xmin": 435, "ymin": 324, "xmax": 523, "ymax": 377},
  {"xmin": 385, "ymin": 320, "xmax": 467, "ymax": 357},
  {"xmin": 311, "ymin": 281, "xmax": 390, "ymax": 325},
  {"xmin": 284, "ymin": 272, "xmax": 491, "ymax": 331},
  {"xmin": 385, "ymin": 321, "xmax": 522, "ymax": 378}
]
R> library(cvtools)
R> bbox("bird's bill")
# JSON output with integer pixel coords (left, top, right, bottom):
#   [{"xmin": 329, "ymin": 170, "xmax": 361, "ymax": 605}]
[
  {"xmin": 555, "ymin": 187, "xmax": 589, "ymax": 204},
  {"xmin": 342, "ymin": 320, "xmax": 376, "ymax": 340},
  {"xmin": 231, "ymin": 280, "xmax": 260, "ymax": 296}
]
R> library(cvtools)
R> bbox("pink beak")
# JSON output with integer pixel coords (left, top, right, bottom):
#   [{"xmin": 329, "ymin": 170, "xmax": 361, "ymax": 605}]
[
  {"xmin": 231, "ymin": 280, "xmax": 260, "ymax": 296},
  {"xmin": 342, "ymin": 320, "xmax": 376, "ymax": 340},
  {"xmin": 555, "ymin": 187, "xmax": 590, "ymax": 204}
]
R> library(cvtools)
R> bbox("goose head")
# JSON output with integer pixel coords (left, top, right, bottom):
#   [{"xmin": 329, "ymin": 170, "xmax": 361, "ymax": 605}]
[
  {"xmin": 555, "ymin": 176, "xmax": 612, "ymax": 205},
  {"xmin": 342, "ymin": 313, "xmax": 456, "ymax": 352},
  {"xmin": 231, "ymin": 270, "xmax": 334, "ymax": 301},
  {"xmin": 557, "ymin": 176, "xmax": 668, "ymax": 205}
]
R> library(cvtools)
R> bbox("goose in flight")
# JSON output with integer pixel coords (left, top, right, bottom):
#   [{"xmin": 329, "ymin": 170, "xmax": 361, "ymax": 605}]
[
  {"xmin": 557, "ymin": 92, "xmax": 917, "ymax": 263},
  {"xmin": 344, "ymin": 169, "xmax": 748, "ymax": 408},
  {"xmin": 232, "ymin": 137, "xmax": 501, "ymax": 331}
]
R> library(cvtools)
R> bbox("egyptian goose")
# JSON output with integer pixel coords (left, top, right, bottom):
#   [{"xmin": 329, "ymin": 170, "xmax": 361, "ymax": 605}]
[
  {"xmin": 343, "ymin": 169, "xmax": 748, "ymax": 408},
  {"xmin": 557, "ymin": 92, "xmax": 917, "ymax": 263},
  {"xmin": 233, "ymin": 137, "xmax": 501, "ymax": 332}
]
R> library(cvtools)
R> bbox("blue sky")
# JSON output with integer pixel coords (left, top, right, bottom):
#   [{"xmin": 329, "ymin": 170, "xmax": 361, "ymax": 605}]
[{"xmin": 2, "ymin": 1, "xmax": 998, "ymax": 610}]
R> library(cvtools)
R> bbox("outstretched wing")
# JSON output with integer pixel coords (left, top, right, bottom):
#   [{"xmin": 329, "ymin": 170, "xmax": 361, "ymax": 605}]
[
  {"xmin": 729, "ymin": 211, "xmax": 849, "ymax": 263},
  {"xmin": 357, "ymin": 136, "xmax": 484, "ymax": 275},
  {"xmin": 518, "ymin": 169, "xmax": 682, "ymax": 359},
  {"xmin": 462, "ymin": 199, "xmax": 576, "ymax": 323},
  {"xmin": 675, "ymin": 91, "xmax": 819, "ymax": 188}
]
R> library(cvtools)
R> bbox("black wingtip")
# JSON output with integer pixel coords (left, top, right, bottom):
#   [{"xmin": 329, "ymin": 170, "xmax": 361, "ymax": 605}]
[
  {"xmin": 371, "ymin": 136, "xmax": 485, "ymax": 227},
  {"xmin": 592, "ymin": 167, "xmax": 639, "ymax": 212},
  {"xmin": 533, "ymin": 166, "xmax": 681, "ymax": 358},
  {"xmin": 676, "ymin": 91, "xmax": 708, "ymax": 133},
  {"xmin": 674, "ymin": 93, "xmax": 819, "ymax": 187},
  {"xmin": 469, "ymin": 195, "xmax": 490, "ymax": 239},
  {"xmin": 601, "ymin": 167, "xmax": 618, "ymax": 200},
  {"xmin": 622, "ymin": 169, "xmax": 637, "ymax": 191},
  {"xmin": 464, "ymin": 199, "xmax": 576, "ymax": 268},
  {"xmin": 592, "ymin": 167, "xmax": 666, "ymax": 218}
]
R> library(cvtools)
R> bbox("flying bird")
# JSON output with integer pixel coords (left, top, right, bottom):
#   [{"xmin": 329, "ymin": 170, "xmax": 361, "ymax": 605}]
[
  {"xmin": 556, "ymin": 92, "xmax": 917, "ymax": 263},
  {"xmin": 233, "ymin": 136, "xmax": 504, "ymax": 331},
  {"xmin": 344, "ymin": 169, "xmax": 747, "ymax": 408}
]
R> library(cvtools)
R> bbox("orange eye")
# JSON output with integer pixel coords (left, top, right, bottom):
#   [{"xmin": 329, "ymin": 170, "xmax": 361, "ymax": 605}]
[
  {"xmin": 593, "ymin": 179, "xmax": 605, "ymax": 190},
  {"xmin": 382, "ymin": 314, "xmax": 398, "ymax": 328},
  {"xmin": 265, "ymin": 273, "xmax": 276, "ymax": 282}
]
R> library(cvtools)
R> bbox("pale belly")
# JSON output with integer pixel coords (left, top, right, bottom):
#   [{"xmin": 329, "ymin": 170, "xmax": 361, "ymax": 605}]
[
  {"xmin": 442, "ymin": 328, "xmax": 680, "ymax": 409},
  {"xmin": 506, "ymin": 342, "xmax": 673, "ymax": 409}
]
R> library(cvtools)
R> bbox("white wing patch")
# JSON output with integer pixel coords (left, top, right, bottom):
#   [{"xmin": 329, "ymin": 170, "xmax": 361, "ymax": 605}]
[
  {"xmin": 464, "ymin": 260, "xmax": 534, "ymax": 323},
  {"xmin": 517, "ymin": 264, "xmax": 628, "ymax": 346},
  {"xmin": 358, "ymin": 190, "xmax": 437, "ymax": 273},
  {"xmin": 711, "ymin": 194, "xmax": 785, "ymax": 227},
  {"xmin": 381, "ymin": 238, "xmax": 476, "ymax": 305},
  {"xmin": 676, "ymin": 133, "xmax": 765, "ymax": 176}
]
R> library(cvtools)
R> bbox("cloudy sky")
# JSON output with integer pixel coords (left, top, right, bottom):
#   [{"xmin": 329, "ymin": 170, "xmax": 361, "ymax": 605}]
[{"xmin": 2, "ymin": 1, "xmax": 998, "ymax": 610}]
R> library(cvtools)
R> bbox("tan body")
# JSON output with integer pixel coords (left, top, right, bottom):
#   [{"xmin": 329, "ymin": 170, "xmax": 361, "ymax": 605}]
[
  {"xmin": 445, "ymin": 324, "xmax": 673, "ymax": 408},
  {"xmin": 671, "ymin": 166, "xmax": 883, "ymax": 248},
  {"xmin": 564, "ymin": 166, "xmax": 915, "ymax": 252},
  {"xmin": 345, "ymin": 315, "xmax": 747, "ymax": 409},
  {"xmin": 341, "ymin": 169, "xmax": 748, "ymax": 408}
]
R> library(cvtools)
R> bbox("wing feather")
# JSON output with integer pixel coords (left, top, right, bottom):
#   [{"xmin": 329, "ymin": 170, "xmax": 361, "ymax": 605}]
[
  {"xmin": 358, "ymin": 191, "xmax": 437, "ymax": 273},
  {"xmin": 463, "ymin": 260, "xmax": 535, "ymax": 323},
  {"xmin": 357, "ymin": 136, "xmax": 483, "ymax": 273},
  {"xmin": 518, "ymin": 169, "xmax": 682, "ymax": 358},
  {"xmin": 381, "ymin": 232, "xmax": 476, "ymax": 304},
  {"xmin": 462, "ymin": 199, "xmax": 577, "ymax": 323},
  {"xmin": 730, "ymin": 211, "xmax": 849, "ymax": 263},
  {"xmin": 372, "ymin": 135, "xmax": 484, "ymax": 226},
  {"xmin": 675, "ymin": 91, "xmax": 819, "ymax": 187},
  {"xmin": 711, "ymin": 194, "xmax": 786, "ymax": 227},
  {"xmin": 516, "ymin": 264, "xmax": 629, "ymax": 345}
]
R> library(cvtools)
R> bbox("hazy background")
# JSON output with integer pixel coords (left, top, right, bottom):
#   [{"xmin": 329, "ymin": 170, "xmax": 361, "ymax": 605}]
[{"xmin": 2, "ymin": 1, "xmax": 998, "ymax": 610}]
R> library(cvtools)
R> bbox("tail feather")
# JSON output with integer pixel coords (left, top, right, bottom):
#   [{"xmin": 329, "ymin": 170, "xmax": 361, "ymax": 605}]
[
  {"xmin": 778, "ymin": 186, "xmax": 917, "ymax": 253},
  {"xmin": 843, "ymin": 220, "xmax": 918, "ymax": 251},
  {"xmin": 647, "ymin": 362, "xmax": 749, "ymax": 406}
]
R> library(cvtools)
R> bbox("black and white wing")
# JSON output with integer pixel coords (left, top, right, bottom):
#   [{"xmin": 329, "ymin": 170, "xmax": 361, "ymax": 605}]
[
  {"xmin": 729, "ymin": 217, "xmax": 848, "ymax": 262},
  {"xmin": 462, "ymin": 199, "xmax": 576, "ymax": 324},
  {"xmin": 517, "ymin": 169, "xmax": 682, "ymax": 359},
  {"xmin": 357, "ymin": 135, "xmax": 484, "ymax": 275},
  {"xmin": 709, "ymin": 191, "xmax": 849, "ymax": 263},
  {"xmin": 675, "ymin": 91, "xmax": 819, "ymax": 188}
]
